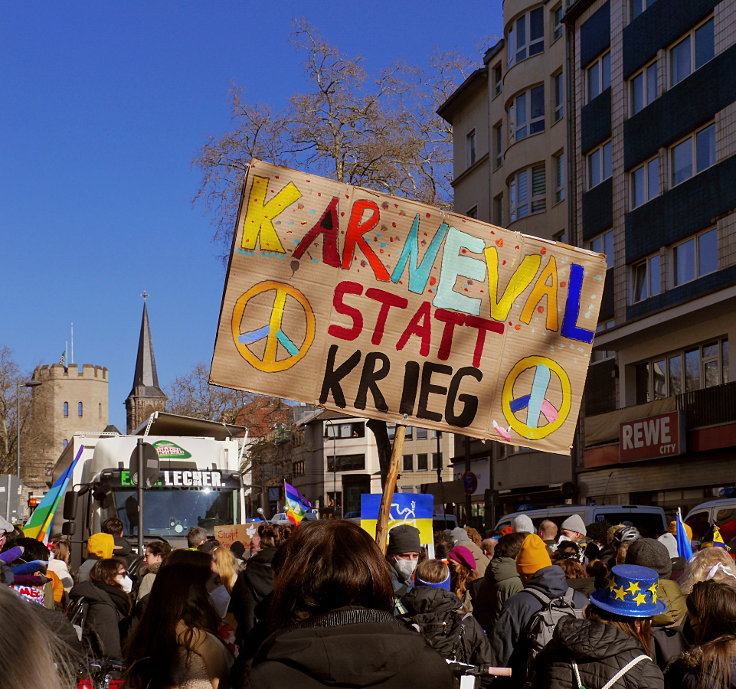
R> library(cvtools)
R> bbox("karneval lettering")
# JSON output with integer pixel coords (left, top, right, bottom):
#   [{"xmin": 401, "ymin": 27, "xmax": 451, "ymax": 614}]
[{"xmin": 211, "ymin": 160, "xmax": 607, "ymax": 455}]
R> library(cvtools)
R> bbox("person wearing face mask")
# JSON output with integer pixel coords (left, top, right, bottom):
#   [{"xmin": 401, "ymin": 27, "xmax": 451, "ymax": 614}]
[
  {"xmin": 386, "ymin": 524, "xmax": 421, "ymax": 614},
  {"xmin": 69, "ymin": 557, "xmax": 132, "ymax": 661}
]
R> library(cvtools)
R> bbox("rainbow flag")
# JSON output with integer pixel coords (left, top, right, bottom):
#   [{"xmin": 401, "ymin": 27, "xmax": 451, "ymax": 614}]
[
  {"xmin": 284, "ymin": 480, "xmax": 311, "ymax": 526},
  {"xmin": 675, "ymin": 508, "xmax": 693, "ymax": 560},
  {"xmin": 23, "ymin": 445, "xmax": 84, "ymax": 543}
]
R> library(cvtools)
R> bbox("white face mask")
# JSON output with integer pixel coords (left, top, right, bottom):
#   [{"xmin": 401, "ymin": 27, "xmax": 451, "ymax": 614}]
[
  {"xmin": 120, "ymin": 575, "xmax": 133, "ymax": 594},
  {"xmin": 393, "ymin": 558, "xmax": 417, "ymax": 581}
]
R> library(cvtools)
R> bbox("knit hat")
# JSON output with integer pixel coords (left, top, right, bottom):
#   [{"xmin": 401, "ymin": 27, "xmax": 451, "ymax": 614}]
[
  {"xmin": 87, "ymin": 532, "xmax": 114, "ymax": 559},
  {"xmin": 561, "ymin": 514, "xmax": 587, "ymax": 537},
  {"xmin": 625, "ymin": 538, "xmax": 672, "ymax": 578},
  {"xmin": 387, "ymin": 524, "xmax": 421, "ymax": 555},
  {"xmin": 516, "ymin": 534, "xmax": 553, "ymax": 575},
  {"xmin": 448, "ymin": 545, "xmax": 476, "ymax": 570},
  {"xmin": 512, "ymin": 514, "xmax": 534, "ymax": 534},
  {"xmin": 590, "ymin": 564, "xmax": 667, "ymax": 618},
  {"xmin": 450, "ymin": 527, "xmax": 468, "ymax": 545},
  {"xmin": 668, "ymin": 520, "xmax": 692, "ymax": 541},
  {"xmin": 657, "ymin": 533, "xmax": 678, "ymax": 560}
]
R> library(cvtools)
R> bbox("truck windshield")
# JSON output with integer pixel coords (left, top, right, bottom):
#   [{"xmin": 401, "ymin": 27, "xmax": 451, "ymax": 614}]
[{"xmin": 112, "ymin": 488, "xmax": 237, "ymax": 537}]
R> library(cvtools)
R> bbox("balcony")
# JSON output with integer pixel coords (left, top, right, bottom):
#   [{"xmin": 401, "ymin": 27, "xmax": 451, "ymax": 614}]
[{"xmin": 677, "ymin": 380, "xmax": 736, "ymax": 429}]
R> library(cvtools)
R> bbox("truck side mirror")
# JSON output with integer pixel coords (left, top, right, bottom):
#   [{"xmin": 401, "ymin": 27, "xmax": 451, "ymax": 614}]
[
  {"xmin": 63, "ymin": 491, "xmax": 78, "ymax": 520},
  {"xmin": 61, "ymin": 521, "xmax": 75, "ymax": 536}
]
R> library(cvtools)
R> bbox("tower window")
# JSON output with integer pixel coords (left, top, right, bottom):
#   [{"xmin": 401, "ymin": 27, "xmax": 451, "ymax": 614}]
[
  {"xmin": 63, "ymin": 402, "xmax": 69, "ymax": 417},
  {"xmin": 78, "ymin": 402, "xmax": 83, "ymax": 417}
]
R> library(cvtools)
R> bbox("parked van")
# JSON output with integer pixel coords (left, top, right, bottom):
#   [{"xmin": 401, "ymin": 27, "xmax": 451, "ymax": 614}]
[
  {"xmin": 684, "ymin": 499, "xmax": 736, "ymax": 547},
  {"xmin": 494, "ymin": 504, "xmax": 667, "ymax": 539}
]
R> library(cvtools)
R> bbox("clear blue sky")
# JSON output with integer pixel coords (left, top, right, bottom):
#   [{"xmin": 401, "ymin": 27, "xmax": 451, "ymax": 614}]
[{"xmin": 1, "ymin": 2, "xmax": 502, "ymax": 431}]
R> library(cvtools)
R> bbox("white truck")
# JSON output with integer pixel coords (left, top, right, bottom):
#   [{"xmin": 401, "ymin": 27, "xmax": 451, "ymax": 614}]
[{"xmin": 56, "ymin": 413, "xmax": 246, "ymax": 568}]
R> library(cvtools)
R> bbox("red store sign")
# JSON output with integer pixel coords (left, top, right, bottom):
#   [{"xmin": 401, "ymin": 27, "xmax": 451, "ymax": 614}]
[{"xmin": 619, "ymin": 411, "xmax": 685, "ymax": 463}]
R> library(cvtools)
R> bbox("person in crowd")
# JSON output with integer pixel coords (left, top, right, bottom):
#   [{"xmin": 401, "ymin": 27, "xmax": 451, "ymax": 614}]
[
  {"xmin": 559, "ymin": 514, "xmax": 587, "ymax": 544},
  {"xmin": 481, "ymin": 536, "xmax": 497, "ymax": 559},
  {"xmin": 538, "ymin": 519, "xmax": 558, "ymax": 550},
  {"xmin": 400, "ymin": 558, "xmax": 493, "ymax": 667},
  {"xmin": 625, "ymin": 538, "xmax": 686, "ymax": 627},
  {"xmin": 447, "ymin": 545, "xmax": 479, "ymax": 610},
  {"xmin": 385, "ymin": 524, "xmax": 421, "ymax": 600},
  {"xmin": 48, "ymin": 538, "xmax": 74, "ymax": 595},
  {"xmin": 679, "ymin": 546, "xmax": 736, "ymax": 594},
  {"xmin": 102, "ymin": 517, "xmax": 136, "ymax": 566},
  {"xmin": 126, "ymin": 549, "xmax": 233, "ymax": 689},
  {"xmin": 230, "ymin": 540, "xmax": 247, "ymax": 564},
  {"xmin": 4, "ymin": 536, "xmax": 55, "ymax": 607},
  {"xmin": 434, "ymin": 529, "xmax": 454, "ymax": 561},
  {"xmin": 473, "ymin": 532, "xmax": 525, "ymax": 633},
  {"xmin": 490, "ymin": 534, "xmax": 588, "ymax": 686},
  {"xmin": 244, "ymin": 519, "xmax": 454, "ymax": 689},
  {"xmin": 532, "ymin": 564, "xmax": 665, "ymax": 689},
  {"xmin": 668, "ymin": 519, "xmax": 693, "ymax": 543},
  {"xmin": 0, "ymin": 583, "xmax": 79, "ymax": 689},
  {"xmin": 451, "ymin": 526, "xmax": 489, "ymax": 576},
  {"xmin": 188, "ymin": 526, "xmax": 209, "ymax": 550},
  {"xmin": 607, "ymin": 524, "xmax": 641, "ymax": 568},
  {"xmin": 665, "ymin": 580, "xmax": 736, "ymax": 688},
  {"xmin": 76, "ymin": 531, "xmax": 115, "ymax": 583},
  {"xmin": 69, "ymin": 557, "xmax": 132, "ymax": 661},
  {"xmin": 554, "ymin": 540, "xmax": 585, "ymax": 563},
  {"xmin": 213, "ymin": 546, "xmax": 242, "ymax": 594},
  {"xmin": 200, "ymin": 538, "xmax": 221, "ymax": 555},
  {"xmin": 0, "ymin": 515, "xmax": 15, "ymax": 550},
  {"xmin": 555, "ymin": 557, "xmax": 596, "ymax": 597},
  {"xmin": 137, "ymin": 540, "xmax": 172, "ymax": 601},
  {"xmin": 584, "ymin": 520, "xmax": 610, "ymax": 562},
  {"xmin": 511, "ymin": 514, "xmax": 534, "ymax": 534},
  {"xmin": 230, "ymin": 523, "xmax": 281, "ymax": 647}
]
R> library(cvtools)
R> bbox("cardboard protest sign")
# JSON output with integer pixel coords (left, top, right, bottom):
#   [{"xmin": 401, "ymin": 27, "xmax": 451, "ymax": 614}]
[
  {"xmin": 214, "ymin": 523, "xmax": 255, "ymax": 550},
  {"xmin": 210, "ymin": 160, "xmax": 606, "ymax": 454},
  {"xmin": 360, "ymin": 493, "xmax": 434, "ymax": 546}
]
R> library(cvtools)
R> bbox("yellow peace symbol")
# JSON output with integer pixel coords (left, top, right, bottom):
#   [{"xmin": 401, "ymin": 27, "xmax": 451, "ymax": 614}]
[
  {"xmin": 501, "ymin": 355, "xmax": 572, "ymax": 440},
  {"xmin": 231, "ymin": 281, "xmax": 315, "ymax": 372}
]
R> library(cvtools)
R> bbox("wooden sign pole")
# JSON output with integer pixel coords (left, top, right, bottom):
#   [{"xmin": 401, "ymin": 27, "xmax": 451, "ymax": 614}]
[{"xmin": 375, "ymin": 424, "xmax": 406, "ymax": 555}]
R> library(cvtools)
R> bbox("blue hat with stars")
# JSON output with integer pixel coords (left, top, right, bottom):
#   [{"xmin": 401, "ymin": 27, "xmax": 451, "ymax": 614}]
[{"xmin": 589, "ymin": 564, "xmax": 668, "ymax": 618}]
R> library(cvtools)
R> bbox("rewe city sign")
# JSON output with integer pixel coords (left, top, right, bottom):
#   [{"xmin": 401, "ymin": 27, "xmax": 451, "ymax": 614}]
[{"xmin": 619, "ymin": 411, "xmax": 685, "ymax": 463}]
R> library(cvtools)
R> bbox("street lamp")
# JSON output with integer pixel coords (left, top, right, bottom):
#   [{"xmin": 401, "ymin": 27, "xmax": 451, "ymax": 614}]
[{"xmin": 16, "ymin": 380, "xmax": 42, "ymax": 478}]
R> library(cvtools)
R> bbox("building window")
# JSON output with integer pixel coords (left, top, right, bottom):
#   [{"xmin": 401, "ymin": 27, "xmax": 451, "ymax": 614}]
[
  {"xmin": 415, "ymin": 427, "xmax": 428, "ymax": 440},
  {"xmin": 630, "ymin": 0, "xmax": 656, "ymax": 21},
  {"xmin": 63, "ymin": 401, "xmax": 69, "ymax": 417},
  {"xmin": 466, "ymin": 206, "xmax": 478, "ymax": 219},
  {"xmin": 327, "ymin": 453, "xmax": 365, "ymax": 472},
  {"xmin": 673, "ymin": 228, "xmax": 718, "ymax": 286},
  {"xmin": 632, "ymin": 254, "xmax": 661, "ymax": 302},
  {"xmin": 417, "ymin": 453, "xmax": 428, "ymax": 471},
  {"xmin": 553, "ymin": 151, "xmax": 565, "ymax": 204},
  {"xmin": 586, "ymin": 51, "xmax": 611, "ymax": 102},
  {"xmin": 551, "ymin": 4, "xmax": 563, "ymax": 41},
  {"xmin": 493, "ymin": 122, "xmax": 503, "ymax": 168},
  {"xmin": 588, "ymin": 229, "xmax": 614, "ymax": 268},
  {"xmin": 432, "ymin": 452, "xmax": 442, "ymax": 470},
  {"xmin": 387, "ymin": 424, "xmax": 412, "ymax": 440},
  {"xmin": 552, "ymin": 71, "xmax": 564, "ymax": 122},
  {"xmin": 63, "ymin": 439, "xmax": 68, "ymax": 450},
  {"xmin": 466, "ymin": 129, "xmax": 476, "ymax": 167},
  {"xmin": 293, "ymin": 460, "xmax": 305, "ymax": 476},
  {"xmin": 98, "ymin": 402, "xmax": 102, "ymax": 418},
  {"xmin": 630, "ymin": 61, "xmax": 657, "ymax": 115},
  {"xmin": 630, "ymin": 156, "xmax": 660, "ymax": 208},
  {"xmin": 493, "ymin": 194, "xmax": 503, "ymax": 226},
  {"xmin": 325, "ymin": 421, "xmax": 365, "ymax": 439},
  {"xmin": 510, "ymin": 164, "xmax": 546, "ymax": 222},
  {"xmin": 635, "ymin": 337, "xmax": 729, "ymax": 403},
  {"xmin": 432, "ymin": 430, "xmax": 442, "ymax": 439},
  {"xmin": 493, "ymin": 63, "xmax": 503, "ymax": 96},
  {"xmin": 670, "ymin": 124, "xmax": 715, "ymax": 187},
  {"xmin": 670, "ymin": 18, "xmax": 714, "ymax": 87},
  {"xmin": 403, "ymin": 454, "xmax": 413, "ymax": 472},
  {"xmin": 77, "ymin": 402, "xmax": 83, "ymax": 417},
  {"xmin": 587, "ymin": 141, "xmax": 612, "ymax": 189},
  {"xmin": 507, "ymin": 7, "xmax": 544, "ymax": 67},
  {"xmin": 554, "ymin": 229, "xmax": 568, "ymax": 245},
  {"xmin": 509, "ymin": 85, "xmax": 545, "ymax": 142}
]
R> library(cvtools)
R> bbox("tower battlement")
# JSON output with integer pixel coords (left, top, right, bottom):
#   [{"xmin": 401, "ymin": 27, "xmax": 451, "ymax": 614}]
[{"xmin": 33, "ymin": 363, "xmax": 108, "ymax": 381}]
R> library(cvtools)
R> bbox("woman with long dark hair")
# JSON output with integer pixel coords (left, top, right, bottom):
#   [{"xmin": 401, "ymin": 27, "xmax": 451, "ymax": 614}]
[
  {"xmin": 665, "ymin": 580, "xmax": 736, "ymax": 689},
  {"xmin": 125, "ymin": 549, "xmax": 232, "ymax": 689},
  {"xmin": 243, "ymin": 520, "xmax": 453, "ymax": 689},
  {"xmin": 532, "ymin": 564, "xmax": 665, "ymax": 689}
]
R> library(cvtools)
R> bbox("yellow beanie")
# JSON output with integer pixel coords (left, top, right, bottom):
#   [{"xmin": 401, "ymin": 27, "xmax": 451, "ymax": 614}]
[
  {"xmin": 87, "ymin": 532, "xmax": 114, "ymax": 559},
  {"xmin": 668, "ymin": 520, "xmax": 692, "ymax": 541},
  {"xmin": 516, "ymin": 533, "xmax": 552, "ymax": 575}
]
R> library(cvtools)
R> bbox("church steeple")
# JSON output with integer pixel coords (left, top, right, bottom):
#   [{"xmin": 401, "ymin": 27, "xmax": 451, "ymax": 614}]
[{"xmin": 126, "ymin": 292, "xmax": 167, "ymax": 433}]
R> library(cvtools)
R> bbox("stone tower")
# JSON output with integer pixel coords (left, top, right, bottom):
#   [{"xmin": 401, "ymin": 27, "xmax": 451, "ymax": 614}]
[
  {"xmin": 27, "ymin": 363, "xmax": 109, "ymax": 489},
  {"xmin": 125, "ymin": 296, "xmax": 167, "ymax": 433}
]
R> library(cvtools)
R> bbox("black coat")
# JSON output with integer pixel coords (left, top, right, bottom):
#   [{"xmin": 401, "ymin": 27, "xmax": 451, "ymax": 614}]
[
  {"xmin": 69, "ymin": 580, "xmax": 130, "ymax": 661},
  {"xmin": 230, "ymin": 546, "xmax": 276, "ymax": 645},
  {"xmin": 400, "ymin": 586, "xmax": 493, "ymax": 665},
  {"xmin": 243, "ymin": 606, "xmax": 454, "ymax": 689},
  {"xmin": 532, "ymin": 617, "xmax": 664, "ymax": 689}
]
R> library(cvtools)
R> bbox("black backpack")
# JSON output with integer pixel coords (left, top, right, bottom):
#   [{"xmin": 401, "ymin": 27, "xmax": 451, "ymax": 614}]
[{"xmin": 411, "ymin": 611, "xmax": 472, "ymax": 663}]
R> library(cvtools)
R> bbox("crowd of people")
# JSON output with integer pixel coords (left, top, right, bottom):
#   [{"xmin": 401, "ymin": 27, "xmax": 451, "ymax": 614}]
[{"xmin": 1, "ymin": 510, "xmax": 736, "ymax": 688}]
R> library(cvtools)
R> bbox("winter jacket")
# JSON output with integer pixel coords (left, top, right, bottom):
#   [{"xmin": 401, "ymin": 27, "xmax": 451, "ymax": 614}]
[
  {"xmin": 243, "ymin": 606, "xmax": 454, "ymax": 689},
  {"xmin": 400, "ymin": 586, "xmax": 493, "ymax": 666},
  {"xmin": 532, "ymin": 616, "xmax": 664, "ymax": 689},
  {"xmin": 69, "ymin": 579, "xmax": 130, "ymax": 660},
  {"xmin": 653, "ymin": 578, "xmax": 686, "ymax": 627},
  {"xmin": 665, "ymin": 646, "xmax": 736, "ymax": 689},
  {"xmin": 136, "ymin": 561, "xmax": 161, "ymax": 601},
  {"xmin": 230, "ymin": 546, "xmax": 276, "ymax": 645},
  {"xmin": 490, "ymin": 565, "xmax": 588, "ymax": 686},
  {"xmin": 456, "ymin": 538, "xmax": 490, "ymax": 577},
  {"xmin": 473, "ymin": 556, "xmax": 523, "ymax": 633}
]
